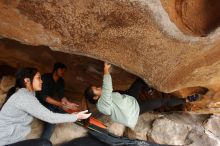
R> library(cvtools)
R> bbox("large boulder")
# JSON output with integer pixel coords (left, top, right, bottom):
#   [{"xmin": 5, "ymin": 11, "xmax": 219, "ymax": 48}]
[
  {"xmin": 26, "ymin": 118, "xmax": 88, "ymax": 145},
  {"xmin": 0, "ymin": 76, "xmax": 15, "ymax": 107},
  {"xmin": 106, "ymin": 112, "xmax": 220, "ymax": 146},
  {"xmin": 0, "ymin": 75, "xmax": 15, "ymax": 93}
]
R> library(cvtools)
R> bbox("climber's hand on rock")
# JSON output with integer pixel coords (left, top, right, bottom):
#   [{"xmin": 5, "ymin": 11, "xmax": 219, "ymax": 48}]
[{"xmin": 104, "ymin": 62, "xmax": 111, "ymax": 74}]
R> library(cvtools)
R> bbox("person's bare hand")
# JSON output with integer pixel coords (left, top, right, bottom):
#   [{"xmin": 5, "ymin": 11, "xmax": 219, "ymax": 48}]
[
  {"xmin": 104, "ymin": 62, "xmax": 111, "ymax": 74},
  {"xmin": 61, "ymin": 97, "xmax": 68, "ymax": 105},
  {"xmin": 67, "ymin": 102, "xmax": 79, "ymax": 110},
  {"xmin": 61, "ymin": 97, "xmax": 79, "ymax": 110},
  {"xmin": 75, "ymin": 110, "xmax": 91, "ymax": 120},
  {"xmin": 62, "ymin": 101, "xmax": 79, "ymax": 110}
]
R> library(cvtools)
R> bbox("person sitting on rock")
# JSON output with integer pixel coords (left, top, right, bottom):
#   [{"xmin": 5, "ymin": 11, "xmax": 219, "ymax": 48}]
[
  {"xmin": 84, "ymin": 62, "xmax": 199, "ymax": 129},
  {"xmin": 36, "ymin": 62, "xmax": 79, "ymax": 140},
  {"xmin": 0, "ymin": 67, "xmax": 91, "ymax": 146}
]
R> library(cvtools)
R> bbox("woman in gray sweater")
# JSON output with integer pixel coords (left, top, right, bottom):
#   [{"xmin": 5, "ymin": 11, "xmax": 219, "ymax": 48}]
[{"xmin": 0, "ymin": 67, "xmax": 91, "ymax": 146}]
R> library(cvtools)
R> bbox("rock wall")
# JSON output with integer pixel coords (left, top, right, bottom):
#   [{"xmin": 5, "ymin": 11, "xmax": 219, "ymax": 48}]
[
  {"xmin": 161, "ymin": 0, "xmax": 220, "ymax": 36},
  {"xmin": 107, "ymin": 113, "xmax": 220, "ymax": 146},
  {"xmin": 0, "ymin": 38, "xmax": 135, "ymax": 99},
  {"xmin": 0, "ymin": 0, "xmax": 220, "ymax": 92},
  {"xmin": 1, "ymin": 38, "xmax": 220, "ymax": 114}
]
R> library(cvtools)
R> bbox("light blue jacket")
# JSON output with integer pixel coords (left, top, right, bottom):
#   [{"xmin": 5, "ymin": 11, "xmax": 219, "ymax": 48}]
[{"xmin": 97, "ymin": 74, "xmax": 140, "ymax": 128}]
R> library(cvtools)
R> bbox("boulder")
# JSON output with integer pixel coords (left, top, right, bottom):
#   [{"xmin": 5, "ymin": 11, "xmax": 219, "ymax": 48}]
[{"xmin": 0, "ymin": 76, "xmax": 15, "ymax": 93}]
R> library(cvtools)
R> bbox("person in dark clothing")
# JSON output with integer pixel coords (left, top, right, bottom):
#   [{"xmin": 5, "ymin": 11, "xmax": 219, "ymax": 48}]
[
  {"xmin": 36, "ymin": 62, "xmax": 79, "ymax": 140},
  {"xmin": 120, "ymin": 77, "xmax": 190, "ymax": 114}
]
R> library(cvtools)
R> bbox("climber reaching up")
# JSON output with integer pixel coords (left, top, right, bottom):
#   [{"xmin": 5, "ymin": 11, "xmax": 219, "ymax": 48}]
[{"xmin": 84, "ymin": 62, "xmax": 200, "ymax": 129}]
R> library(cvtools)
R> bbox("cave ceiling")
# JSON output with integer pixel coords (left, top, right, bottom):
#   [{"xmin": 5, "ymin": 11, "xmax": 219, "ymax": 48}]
[{"xmin": 0, "ymin": 0, "xmax": 220, "ymax": 93}]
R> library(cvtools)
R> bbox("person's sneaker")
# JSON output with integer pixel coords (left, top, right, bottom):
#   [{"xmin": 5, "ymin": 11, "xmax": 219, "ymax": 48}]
[{"xmin": 187, "ymin": 94, "xmax": 200, "ymax": 102}]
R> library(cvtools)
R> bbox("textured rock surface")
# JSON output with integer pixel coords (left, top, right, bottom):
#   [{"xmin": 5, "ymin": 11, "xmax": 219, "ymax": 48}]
[
  {"xmin": 0, "ymin": 0, "xmax": 220, "ymax": 93},
  {"xmin": 150, "ymin": 117, "xmax": 191, "ymax": 145},
  {"xmin": 0, "ymin": 39, "xmax": 135, "ymax": 101},
  {"xmin": 123, "ymin": 112, "xmax": 220, "ymax": 146},
  {"xmin": 1, "ymin": 38, "xmax": 220, "ymax": 114},
  {"xmin": 161, "ymin": 0, "xmax": 220, "ymax": 36},
  {"xmin": 203, "ymin": 115, "xmax": 220, "ymax": 138},
  {"xmin": 8, "ymin": 112, "xmax": 88, "ymax": 145},
  {"xmin": 185, "ymin": 91, "xmax": 220, "ymax": 114},
  {"xmin": 0, "ymin": 75, "xmax": 15, "ymax": 107},
  {"xmin": 0, "ymin": 75, "xmax": 15, "ymax": 92}
]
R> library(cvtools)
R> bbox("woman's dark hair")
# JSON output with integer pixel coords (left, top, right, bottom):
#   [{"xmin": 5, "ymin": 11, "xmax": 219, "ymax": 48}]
[
  {"xmin": 84, "ymin": 86, "xmax": 98, "ymax": 104},
  {"xmin": 53, "ymin": 62, "xmax": 67, "ymax": 72},
  {"xmin": 1, "ymin": 67, "xmax": 38, "ymax": 110}
]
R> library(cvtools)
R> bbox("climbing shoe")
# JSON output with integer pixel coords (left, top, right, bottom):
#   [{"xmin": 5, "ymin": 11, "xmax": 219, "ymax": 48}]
[{"xmin": 187, "ymin": 94, "xmax": 200, "ymax": 102}]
